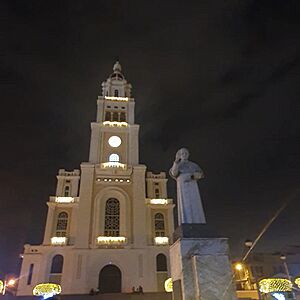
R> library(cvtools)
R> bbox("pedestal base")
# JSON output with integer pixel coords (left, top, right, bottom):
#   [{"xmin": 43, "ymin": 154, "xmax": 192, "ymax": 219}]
[
  {"xmin": 173, "ymin": 224, "xmax": 219, "ymax": 241},
  {"xmin": 170, "ymin": 237, "xmax": 237, "ymax": 300}
]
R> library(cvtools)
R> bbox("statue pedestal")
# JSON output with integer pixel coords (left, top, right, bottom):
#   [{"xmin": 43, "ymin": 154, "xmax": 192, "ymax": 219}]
[{"xmin": 170, "ymin": 228, "xmax": 237, "ymax": 300}]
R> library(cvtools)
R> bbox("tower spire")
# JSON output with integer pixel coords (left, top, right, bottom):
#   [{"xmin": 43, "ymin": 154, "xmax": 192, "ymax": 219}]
[{"xmin": 101, "ymin": 61, "xmax": 132, "ymax": 98}]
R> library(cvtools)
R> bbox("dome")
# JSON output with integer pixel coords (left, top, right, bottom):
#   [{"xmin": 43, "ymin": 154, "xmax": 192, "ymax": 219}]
[{"xmin": 109, "ymin": 61, "xmax": 124, "ymax": 80}]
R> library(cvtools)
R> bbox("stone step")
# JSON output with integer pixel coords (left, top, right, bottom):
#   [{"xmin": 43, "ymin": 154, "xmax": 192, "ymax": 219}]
[
  {"xmin": 61, "ymin": 293, "xmax": 171, "ymax": 300},
  {"xmin": 6, "ymin": 293, "xmax": 171, "ymax": 300}
]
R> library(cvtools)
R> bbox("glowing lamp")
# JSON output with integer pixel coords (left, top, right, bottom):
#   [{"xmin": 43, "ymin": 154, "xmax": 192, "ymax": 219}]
[
  {"xmin": 33, "ymin": 283, "xmax": 61, "ymax": 299},
  {"xmin": 55, "ymin": 197, "xmax": 74, "ymax": 203},
  {"xmin": 164, "ymin": 278, "xmax": 173, "ymax": 292},
  {"xmin": 272, "ymin": 293, "xmax": 286, "ymax": 300},
  {"xmin": 103, "ymin": 121, "xmax": 128, "ymax": 127},
  {"xmin": 154, "ymin": 237, "xmax": 169, "ymax": 245},
  {"xmin": 0, "ymin": 280, "xmax": 4, "ymax": 294},
  {"xmin": 96, "ymin": 236, "xmax": 127, "ymax": 245},
  {"xmin": 105, "ymin": 96, "xmax": 129, "ymax": 101},
  {"xmin": 150, "ymin": 199, "xmax": 168, "ymax": 205},
  {"xmin": 235, "ymin": 263, "xmax": 243, "ymax": 271},
  {"xmin": 259, "ymin": 278, "xmax": 292, "ymax": 293},
  {"xmin": 51, "ymin": 237, "xmax": 67, "ymax": 246},
  {"xmin": 101, "ymin": 162, "xmax": 126, "ymax": 169},
  {"xmin": 7, "ymin": 279, "xmax": 16, "ymax": 287}
]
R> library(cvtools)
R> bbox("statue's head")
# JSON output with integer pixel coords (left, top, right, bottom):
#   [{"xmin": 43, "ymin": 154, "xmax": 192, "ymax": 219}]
[{"xmin": 176, "ymin": 148, "xmax": 189, "ymax": 161}]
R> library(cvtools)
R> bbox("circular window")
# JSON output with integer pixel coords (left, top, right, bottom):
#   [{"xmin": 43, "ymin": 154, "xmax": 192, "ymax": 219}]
[{"xmin": 108, "ymin": 136, "xmax": 122, "ymax": 148}]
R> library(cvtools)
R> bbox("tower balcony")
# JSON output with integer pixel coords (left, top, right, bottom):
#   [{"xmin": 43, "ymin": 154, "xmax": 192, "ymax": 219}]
[
  {"xmin": 96, "ymin": 236, "xmax": 127, "ymax": 247},
  {"xmin": 154, "ymin": 237, "xmax": 169, "ymax": 246},
  {"xmin": 49, "ymin": 196, "xmax": 79, "ymax": 204},
  {"xmin": 95, "ymin": 164, "xmax": 133, "ymax": 176},
  {"xmin": 100, "ymin": 95, "xmax": 133, "ymax": 102},
  {"xmin": 102, "ymin": 121, "xmax": 128, "ymax": 127},
  {"xmin": 145, "ymin": 198, "xmax": 173, "ymax": 206},
  {"xmin": 105, "ymin": 96, "xmax": 129, "ymax": 101},
  {"xmin": 101, "ymin": 162, "xmax": 127, "ymax": 170},
  {"xmin": 51, "ymin": 237, "xmax": 68, "ymax": 246}
]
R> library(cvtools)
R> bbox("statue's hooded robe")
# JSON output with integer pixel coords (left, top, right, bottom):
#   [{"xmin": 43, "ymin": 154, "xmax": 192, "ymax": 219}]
[{"xmin": 170, "ymin": 160, "xmax": 206, "ymax": 224}]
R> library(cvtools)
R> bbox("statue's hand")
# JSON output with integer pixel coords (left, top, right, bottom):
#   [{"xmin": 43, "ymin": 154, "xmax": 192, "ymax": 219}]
[{"xmin": 175, "ymin": 152, "xmax": 181, "ymax": 163}]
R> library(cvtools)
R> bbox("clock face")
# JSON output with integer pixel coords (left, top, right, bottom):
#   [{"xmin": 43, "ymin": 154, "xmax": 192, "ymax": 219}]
[{"xmin": 108, "ymin": 136, "xmax": 122, "ymax": 148}]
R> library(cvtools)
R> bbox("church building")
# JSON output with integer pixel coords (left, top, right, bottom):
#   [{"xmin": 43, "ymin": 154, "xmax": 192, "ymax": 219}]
[{"xmin": 17, "ymin": 62, "xmax": 174, "ymax": 295}]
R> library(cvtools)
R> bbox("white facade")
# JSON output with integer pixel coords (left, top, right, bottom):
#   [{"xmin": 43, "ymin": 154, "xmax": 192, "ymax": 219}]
[{"xmin": 17, "ymin": 62, "xmax": 174, "ymax": 295}]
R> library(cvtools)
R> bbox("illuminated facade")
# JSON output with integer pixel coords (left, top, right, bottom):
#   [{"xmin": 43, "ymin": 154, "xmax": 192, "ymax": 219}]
[{"xmin": 17, "ymin": 62, "xmax": 174, "ymax": 295}]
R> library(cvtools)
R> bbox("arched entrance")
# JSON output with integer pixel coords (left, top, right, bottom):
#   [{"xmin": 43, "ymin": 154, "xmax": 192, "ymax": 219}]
[{"xmin": 99, "ymin": 265, "xmax": 121, "ymax": 293}]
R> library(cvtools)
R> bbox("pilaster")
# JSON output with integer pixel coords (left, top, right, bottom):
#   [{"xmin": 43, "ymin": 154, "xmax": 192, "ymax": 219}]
[
  {"xmin": 96, "ymin": 99, "xmax": 105, "ymax": 122},
  {"xmin": 75, "ymin": 163, "xmax": 95, "ymax": 248},
  {"xmin": 128, "ymin": 124, "xmax": 139, "ymax": 165},
  {"xmin": 132, "ymin": 165, "xmax": 147, "ymax": 247},
  {"xmin": 43, "ymin": 202, "xmax": 55, "ymax": 245},
  {"xmin": 89, "ymin": 123, "xmax": 101, "ymax": 163}
]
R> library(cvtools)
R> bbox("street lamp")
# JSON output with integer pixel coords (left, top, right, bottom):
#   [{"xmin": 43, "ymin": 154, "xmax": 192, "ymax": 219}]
[
  {"xmin": 244, "ymin": 239, "xmax": 262, "ymax": 300},
  {"xmin": 2, "ymin": 277, "xmax": 17, "ymax": 295},
  {"xmin": 235, "ymin": 263, "xmax": 244, "ymax": 271},
  {"xmin": 7, "ymin": 279, "xmax": 16, "ymax": 287},
  {"xmin": 280, "ymin": 254, "xmax": 291, "ymax": 282},
  {"xmin": 245, "ymin": 240, "xmax": 253, "ymax": 248}
]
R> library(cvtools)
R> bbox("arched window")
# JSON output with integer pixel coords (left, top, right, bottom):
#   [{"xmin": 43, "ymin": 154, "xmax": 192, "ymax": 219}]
[
  {"xmin": 156, "ymin": 253, "xmax": 167, "ymax": 272},
  {"xmin": 114, "ymin": 89, "xmax": 119, "ymax": 97},
  {"xmin": 104, "ymin": 198, "xmax": 120, "ymax": 236},
  {"xmin": 51, "ymin": 255, "xmax": 64, "ymax": 274},
  {"xmin": 56, "ymin": 212, "xmax": 68, "ymax": 237},
  {"xmin": 109, "ymin": 153, "xmax": 120, "ymax": 162},
  {"xmin": 154, "ymin": 213, "xmax": 165, "ymax": 237},
  {"xmin": 49, "ymin": 255, "xmax": 64, "ymax": 284},
  {"xmin": 64, "ymin": 185, "xmax": 70, "ymax": 196}
]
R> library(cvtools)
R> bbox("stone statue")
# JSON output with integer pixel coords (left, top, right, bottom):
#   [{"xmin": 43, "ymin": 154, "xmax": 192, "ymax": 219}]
[{"xmin": 170, "ymin": 148, "xmax": 206, "ymax": 225}]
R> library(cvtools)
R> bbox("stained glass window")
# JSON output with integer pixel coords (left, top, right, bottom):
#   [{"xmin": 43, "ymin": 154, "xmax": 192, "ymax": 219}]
[
  {"xmin": 56, "ymin": 212, "xmax": 68, "ymax": 237},
  {"xmin": 104, "ymin": 198, "xmax": 120, "ymax": 236}
]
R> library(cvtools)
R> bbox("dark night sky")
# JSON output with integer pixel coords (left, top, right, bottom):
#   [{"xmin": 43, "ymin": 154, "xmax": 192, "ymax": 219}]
[{"xmin": 0, "ymin": 1, "xmax": 299, "ymax": 275}]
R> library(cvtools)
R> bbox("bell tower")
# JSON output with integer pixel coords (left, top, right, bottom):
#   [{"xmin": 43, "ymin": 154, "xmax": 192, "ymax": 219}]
[
  {"xmin": 17, "ymin": 61, "xmax": 175, "ymax": 296},
  {"xmin": 89, "ymin": 61, "xmax": 139, "ymax": 166}
]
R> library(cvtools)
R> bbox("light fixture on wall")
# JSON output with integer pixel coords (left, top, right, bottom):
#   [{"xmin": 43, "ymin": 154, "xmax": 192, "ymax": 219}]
[
  {"xmin": 55, "ymin": 197, "xmax": 74, "ymax": 203},
  {"xmin": 154, "ymin": 237, "xmax": 169, "ymax": 245},
  {"xmin": 96, "ymin": 236, "xmax": 127, "ymax": 245},
  {"xmin": 104, "ymin": 96, "xmax": 128, "ymax": 101},
  {"xmin": 103, "ymin": 121, "xmax": 128, "ymax": 127},
  {"xmin": 50, "ymin": 237, "xmax": 68, "ymax": 246},
  {"xmin": 149, "ymin": 199, "xmax": 169, "ymax": 205},
  {"xmin": 101, "ymin": 162, "xmax": 126, "ymax": 169}
]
